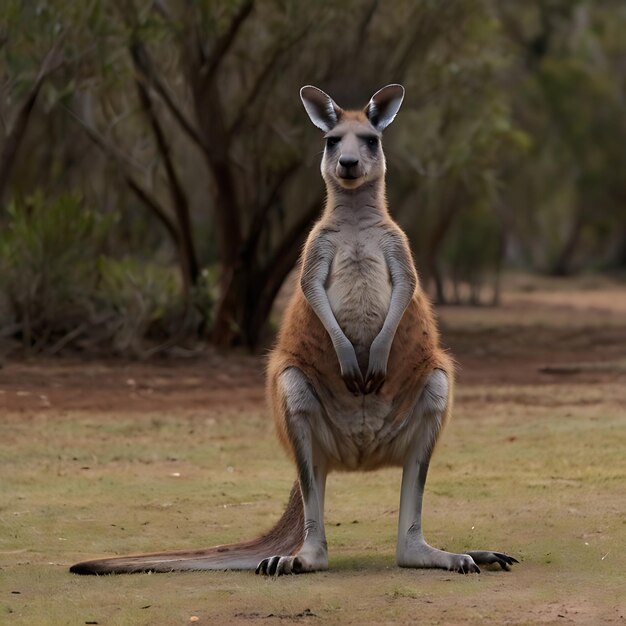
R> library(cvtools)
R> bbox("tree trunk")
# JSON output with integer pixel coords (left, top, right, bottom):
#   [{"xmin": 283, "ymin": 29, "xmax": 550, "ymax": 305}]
[
  {"xmin": 424, "ymin": 201, "xmax": 461, "ymax": 305},
  {"xmin": 211, "ymin": 265, "xmax": 248, "ymax": 347},
  {"xmin": 0, "ymin": 44, "xmax": 62, "ymax": 207},
  {"xmin": 550, "ymin": 209, "xmax": 584, "ymax": 276},
  {"xmin": 132, "ymin": 65, "xmax": 200, "ymax": 291},
  {"xmin": 211, "ymin": 195, "xmax": 322, "ymax": 348}
]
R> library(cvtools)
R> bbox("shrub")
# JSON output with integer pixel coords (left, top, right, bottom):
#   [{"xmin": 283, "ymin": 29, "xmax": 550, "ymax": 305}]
[
  {"xmin": 0, "ymin": 193, "xmax": 112, "ymax": 351},
  {"xmin": 97, "ymin": 257, "xmax": 194, "ymax": 355},
  {"xmin": 0, "ymin": 194, "xmax": 214, "ymax": 356}
]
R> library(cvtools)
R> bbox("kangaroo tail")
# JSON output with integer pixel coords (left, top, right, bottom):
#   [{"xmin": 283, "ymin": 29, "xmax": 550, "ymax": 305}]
[{"xmin": 69, "ymin": 482, "xmax": 304, "ymax": 575}]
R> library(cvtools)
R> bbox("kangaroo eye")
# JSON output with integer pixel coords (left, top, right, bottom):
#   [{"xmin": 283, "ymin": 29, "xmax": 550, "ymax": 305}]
[
  {"xmin": 367, "ymin": 137, "xmax": 378, "ymax": 148},
  {"xmin": 326, "ymin": 137, "xmax": 340, "ymax": 148}
]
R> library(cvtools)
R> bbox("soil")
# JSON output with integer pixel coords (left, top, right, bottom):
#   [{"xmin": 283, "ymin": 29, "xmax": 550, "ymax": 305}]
[
  {"xmin": 2, "ymin": 282, "xmax": 624, "ymax": 414},
  {"xmin": 1, "ymin": 277, "xmax": 625, "ymax": 626}
]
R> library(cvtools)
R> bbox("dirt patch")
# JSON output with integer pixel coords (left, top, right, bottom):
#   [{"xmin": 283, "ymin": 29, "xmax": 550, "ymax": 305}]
[
  {"xmin": 2, "ymin": 280, "xmax": 625, "ymax": 415},
  {"xmin": 1, "ymin": 277, "xmax": 625, "ymax": 626},
  {"xmin": 0, "ymin": 351, "xmax": 265, "ymax": 415}
]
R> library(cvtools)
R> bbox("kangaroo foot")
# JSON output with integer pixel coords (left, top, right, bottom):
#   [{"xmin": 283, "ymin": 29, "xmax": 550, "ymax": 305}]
[
  {"xmin": 256, "ymin": 546, "xmax": 328, "ymax": 576},
  {"xmin": 398, "ymin": 540, "xmax": 519, "ymax": 574},
  {"xmin": 397, "ymin": 543, "xmax": 480, "ymax": 573}
]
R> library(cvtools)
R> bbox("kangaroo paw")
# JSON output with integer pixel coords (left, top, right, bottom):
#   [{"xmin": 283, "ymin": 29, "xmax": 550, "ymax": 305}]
[
  {"xmin": 255, "ymin": 555, "xmax": 310, "ymax": 576},
  {"xmin": 256, "ymin": 546, "xmax": 328, "ymax": 577}
]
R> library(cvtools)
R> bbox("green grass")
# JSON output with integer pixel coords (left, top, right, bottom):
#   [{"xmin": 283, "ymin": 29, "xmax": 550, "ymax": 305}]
[{"xmin": 1, "ymin": 378, "xmax": 625, "ymax": 625}]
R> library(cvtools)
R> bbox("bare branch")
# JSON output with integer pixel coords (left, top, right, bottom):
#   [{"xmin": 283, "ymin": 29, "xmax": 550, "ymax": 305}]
[
  {"xmin": 132, "ymin": 63, "xmax": 200, "ymax": 287},
  {"xmin": 229, "ymin": 23, "xmax": 311, "ymax": 137},
  {"xmin": 228, "ymin": 46, "xmax": 286, "ymax": 137},
  {"xmin": 126, "ymin": 175, "xmax": 180, "ymax": 245},
  {"xmin": 241, "ymin": 159, "xmax": 302, "ymax": 262},
  {"xmin": 262, "ymin": 193, "xmax": 322, "ymax": 284},
  {"xmin": 130, "ymin": 41, "xmax": 208, "ymax": 153},
  {"xmin": 65, "ymin": 102, "xmax": 148, "ymax": 173},
  {"xmin": 67, "ymin": 106, "xmax": 181, "ymax": 247},
  {"xmin": 246, "ymin": 193, "xmax": 323, "ymax": 345},
  {"xmin": 0, "ymin": 39, "xmax": 64, "ymax": 207},
  {"xmin": 115, "ymin": 2, "xmax": 207, "ymax": 155},
  {"xmin": 205, "ymin": 0, "xmax": 254, "ymax": 83}
]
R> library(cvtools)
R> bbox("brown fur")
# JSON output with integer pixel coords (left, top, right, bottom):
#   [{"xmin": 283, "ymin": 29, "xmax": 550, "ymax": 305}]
[
  {"xmin": 337, "ymin": 109, "xmax": 370, "ymax": 123},
  {"xmin": 70, "ymin": 482, "xmax": 304, "ymax": 574},
  {"xmin": 268, "ymin": 250, "xmax": 454, "ymax": 466}
]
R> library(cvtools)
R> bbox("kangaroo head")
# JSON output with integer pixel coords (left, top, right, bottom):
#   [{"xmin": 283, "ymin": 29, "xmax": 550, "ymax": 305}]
[{"xmin": 300, "ymin": 84, "xmax": 404, "ymax": 190}]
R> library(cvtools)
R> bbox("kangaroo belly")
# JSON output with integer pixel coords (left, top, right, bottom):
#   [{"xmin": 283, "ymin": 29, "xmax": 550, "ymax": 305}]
[
  {"xmin": 326, "ymin": 248, "xmax": 391, "ymax": 357},
  {"xmin": 318, "ymin": 392, "xmax": 399, "ymax": 470}
]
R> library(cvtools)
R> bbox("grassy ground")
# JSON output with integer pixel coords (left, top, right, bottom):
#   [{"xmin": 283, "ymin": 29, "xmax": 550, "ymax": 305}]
[{"xmin": 1, "ymin": 277, "xmax": 625, "ymax": 625}]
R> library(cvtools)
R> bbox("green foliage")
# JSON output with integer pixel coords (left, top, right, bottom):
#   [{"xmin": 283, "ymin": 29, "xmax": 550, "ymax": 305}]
[
  {"xmin": 96, "ymin": 260, "xmax": 214, "ymax": 355},
  {"xmin": 191, "ymin": 267, "xmax": 217, "ymax": 331},
  {"xmin": 501, "ymin": 2, "xmax": 626, "ymax": 274},
  {"xmin": 444, "ymin": 202, "xmax": 503, "ymax": 305},
  {"xmin": 2, "ymin": 0, "xmax": 625, "ymax": 346},
  {"xmin": 96, "ymin": 257, "xmax": 184, "ymax": 354},
  {"xmin": 0, "ymin": 193, "xmax": 111, "ymax": 349},
  {"xmin": 0, "ymin": 194, "xmax": 214, "ymax": 355}
]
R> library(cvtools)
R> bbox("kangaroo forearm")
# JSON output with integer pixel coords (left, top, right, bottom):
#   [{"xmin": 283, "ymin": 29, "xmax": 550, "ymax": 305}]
[
  {"xmin": 381, "ymin": 285, "xmax": 413, "ymax": 339},
  {"xmin": 376, "ymin": 284, "xmax": 414, "ymax": 352},
  {"xmin": 377, "ymin": 243, "xmax": 417, "ymax": 348},
  {"xmin": 303, "ymin": 282, "xmax": 351, "ymax": 352},
  {"xmin": 301, "ymin": 235, "xmax": 353, "ymax": 357},
  {"xmin": 303, "ymin": 277, "xmax": 363, "ymax": 393}
]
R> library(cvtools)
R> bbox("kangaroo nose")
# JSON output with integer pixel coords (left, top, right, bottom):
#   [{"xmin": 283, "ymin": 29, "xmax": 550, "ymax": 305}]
[{"xmin": 339, "ymin": 156, "xmax": 359, "ymax": 168}]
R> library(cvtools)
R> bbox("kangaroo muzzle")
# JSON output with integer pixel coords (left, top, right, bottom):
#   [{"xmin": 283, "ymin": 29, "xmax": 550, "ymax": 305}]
[{"xmin": 337, "ymin": 156, "xmax": 362, "ymax": 180}]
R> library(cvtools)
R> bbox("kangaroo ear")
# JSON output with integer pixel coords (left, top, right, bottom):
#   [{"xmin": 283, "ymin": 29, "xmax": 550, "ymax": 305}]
[
  {"xmin": 365, "ymin": 84, "xmax": 405, "ymax": 130},
  {"xmin": 300, "ymin": 86, "xmax": 342, "ymax": 132}
]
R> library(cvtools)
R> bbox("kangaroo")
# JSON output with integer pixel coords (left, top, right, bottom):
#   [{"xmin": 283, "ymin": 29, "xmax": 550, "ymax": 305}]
[{"xmin": 70, "ymin": 85, "xmax": 517, "ymax": 576}]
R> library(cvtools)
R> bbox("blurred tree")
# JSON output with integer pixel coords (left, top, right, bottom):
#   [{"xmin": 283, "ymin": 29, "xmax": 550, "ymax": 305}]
[
  {"xmin": 1, "ymin": 0, "xmax": 624, "ymax": 355},
  {"xmin": 71, "ymin": 0, "xmax": 477, "ymax": 345},
  {"xmin": 0, "ymin": 3, "xmax": 66, "ymax": 206},
  {"xmin": 392, "ymin": 1, "xmax": 528, "ymax": 304},
  {"xmin": 498, "ymin": 0, "xmax": 626, "ymax": 274},
  {"xmin": 0, "ymin": 43, "xmax": 63, "ymax": 207}
]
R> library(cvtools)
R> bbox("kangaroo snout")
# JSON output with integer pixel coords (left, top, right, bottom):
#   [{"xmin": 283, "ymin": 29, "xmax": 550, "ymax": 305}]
[
  {"xmin": 339, "ymin": 156, "xmax": 359, "ymax": 168},
  {"xmin": 338, "ymin": 156, "xmax": 361, "ymax": 180}
]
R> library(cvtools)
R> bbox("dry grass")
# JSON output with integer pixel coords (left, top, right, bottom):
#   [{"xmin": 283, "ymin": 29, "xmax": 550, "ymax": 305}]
[{"xmin": 1, "ymin": 276, "xmax": 625, "ymax": 625}]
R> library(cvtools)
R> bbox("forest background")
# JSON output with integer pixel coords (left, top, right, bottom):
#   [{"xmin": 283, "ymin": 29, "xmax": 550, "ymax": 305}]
[{"xmin": 1, "ymin": 0, "xmax": 625, "ymax": 355}]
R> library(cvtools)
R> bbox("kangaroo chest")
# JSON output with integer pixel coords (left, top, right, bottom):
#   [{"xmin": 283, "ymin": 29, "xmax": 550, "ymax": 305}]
[{"xmin": 325, "ymin": 230, "xmax": 392, "ymax": 356}]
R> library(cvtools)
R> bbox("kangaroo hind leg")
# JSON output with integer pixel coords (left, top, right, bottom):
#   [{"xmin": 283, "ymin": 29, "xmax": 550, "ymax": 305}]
[
  {"xmin": 257, "ymin": 367, "xmax": 328, "ymax": 576},
  {"xmin": 396, "ymin": 368, "xmax": 518, "ymax": 574}
]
